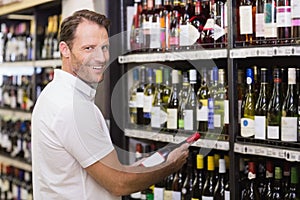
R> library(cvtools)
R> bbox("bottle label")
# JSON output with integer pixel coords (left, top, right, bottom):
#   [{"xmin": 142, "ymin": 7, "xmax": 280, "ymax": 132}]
[
  {"xmin": 292, "ymin": 0, "xmax": 300, "ymax": 18},
  {"xmin": 208, "ymin": 98, "xmax": 214, "ymax": 130},
  {"xmin": 202, "ymin": 196, "xmax": 214, "ymax": 200},
  {"xmin": 197, "ymin": 99, "xmax": 208, "ymax": 121},
  {"xmin": 241, "ymin": 118, "xmax": 255, "ymax": 137},
  {"xmin": 214, "ymin": 100, "xmax": 224, "ymax": 128},
  {"xmin": 141, "ymin": 152, "xmax": 165, "ymax": 167},
  {"xmin": 184, "ymin": 109, "xmax": 194, "ymax": 130},
  {"xmin": 136, "ymin": 92, "xmax": 144, "ymax": 108},
  {"xmin": 153, "ymin": 187, "xmax": 164, "ymax": 200},
  {"xmin": 224, "ymin": 100, "xmax": 229, "ymax": 124},
  {"xmin": 277, "ymin": 6, "xmax": 292, "ymax": 27},
  {"xmin": 267, "ymin": 125, "xmax": 280, "ymax": 139},
  {"xmin": 239, "ymin": 5, "xmax": 253, "ymax": 34},
  {"xmin": 281, "ymin": 117, "xmax": 297, "ymax": 141},
  {"xmin": 151, "ymin": 106, "xmax": 161, "ymax": 128},
  {"xmin": 172, "ymin": 191, "xmax": 181, "ymax": 200},
  {"xmin": 225, "ymin": 190, "xmax": 230, "ymax": 200},
  {"xmin": 254, "ymin": 116, "xmax": 266, "ymax": 140},
  {"xmin": 150, "ymin": 20, "xmax": 161, "ymax": 49},
  {"xmin": 164, "ymin": 190, "xmax": 173, "ymax": 200},
  {"xmin": 180, "ymin": 24, "xmax": 200, "ymax": 46},
  {"xmin": 143, "ymin": 95, "xmax": 153, "ymax": 112},
  {"xmin": 167, "ymin": 108, "xmax": 178, "ymax": 129},
  {"xmin": 264, "ymin": 3, "xmax": 277, "ymax": 38},
  {"xmin": 255, "ymin": 13, "xmax": 265, "ymax": 37}
]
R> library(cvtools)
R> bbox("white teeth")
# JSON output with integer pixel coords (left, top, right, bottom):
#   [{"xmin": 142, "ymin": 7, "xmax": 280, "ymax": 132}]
[{"xmin": 93, "ymin": 66, "xmax": 103, "ymax": 69}]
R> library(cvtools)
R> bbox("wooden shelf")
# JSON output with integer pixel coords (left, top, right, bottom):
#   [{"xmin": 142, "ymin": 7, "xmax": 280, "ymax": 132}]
[{"xmin": 0, "ymin": 0, "xmax": 56, "ymax": 16}]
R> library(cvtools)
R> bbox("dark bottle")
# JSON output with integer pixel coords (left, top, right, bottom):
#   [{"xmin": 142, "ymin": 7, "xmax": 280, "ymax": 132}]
[
  {"xmin": 181, "ymin": 153, "xmax": 194, "ymax": 200},
  {"xmin": 136, "ymin": 66, "xmax": 146, "ymax": 125},
  {"xmin": 202, "ymin": 155, "xmax": 215, "ymax": 199},
  {"xmin": 276, "ymin": 0, "xmax": 292, "ymax": 44},
  {"xmin": 202, "ymin": 0, "xmax": 215, "ymax": 48},
  {"xmin": 192, "ymin": 154, "xmax": 204, "ymax": 200},
  {"xmin": 264, "ymin": 0, "xmax": 277, "ymax": 44},
  {"xmin": 254, "ymin": 68, "xmax": 269, "ymax": 140},
  {"xmin": 190, "ymin": 0, "xmax": 207, "ymax": 46},
  {"xmin": 284, "ymin": 166, "xmax": 300, "ymax": 200},
  {"xmin": 242, "ymin": 161, "xmax": 260, "ymax": 200},
  {"xmin": 270, "ymin": 166, "xmax": 283, "ymax": 200},
  {"xmin": 214, "ymin": 0, "xmax": 226, "ymax": 47},
  {"xmin": 261, "ymin": 160, "xmax": 274, "ymax": 199},
  {"xmin": 281, "ymin": 68, "xmax": 298, "ymax": 142},
  {"xmin": 267, "ymin": 68, "xmax": 282, "ymax": 141},
  {"xmin": 172, "ymin": 169, "xmax": 184, "ymax": 199},
  {"xmin": 213, "ymin": 158, "xmax": 226, "ymax": 200}
]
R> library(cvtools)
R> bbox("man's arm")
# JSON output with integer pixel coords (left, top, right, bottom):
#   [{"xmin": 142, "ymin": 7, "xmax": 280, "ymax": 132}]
[{"xmin": 85, "ymin": 143, "xmax": 189, "ymax": 196}]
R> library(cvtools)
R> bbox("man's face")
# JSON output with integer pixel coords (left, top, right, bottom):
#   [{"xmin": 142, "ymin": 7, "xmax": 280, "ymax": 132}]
[{"xmin": 69, "ymin": 20, "xmax": 110, "ymax": 84}]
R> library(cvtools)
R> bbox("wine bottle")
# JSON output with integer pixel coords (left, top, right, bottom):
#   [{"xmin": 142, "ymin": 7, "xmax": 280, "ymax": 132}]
[
  {"xmin": 202, "ymin": 155, "xmax": 215, "ymax": 199},
  {"xmin": 241, "ymin": 68, "xmax": 255, "ymax": 138},
  {"xmin": 184, "ymin": 69, "xmax": 198, "ymax": 131},
  {"xmin": 151, "ymin": 68, "xmax": 168, "ymax": 129},
  {"xmin": 136, "ymin": 66, "xmax": 146, "ymax": 125},
  {"xmin": 208, "ymin": 67, "xmax": 219, "ymax": 134},
  {"xmin": 182, "ymin": 153, "xmax": 194, "ymax": 200},
  {"xmin": 261, "ymin": 160, "xmax": 273, "ymax": 199},
  {"xmin": 281, "ymin": 68, "xmax": 298, "ymax": 142},
  {"xmin": 129, "ymin": 68, "xmax": 140, "ymax": 125},
  {"xmin": 241, "ymin": 161, "xmax": 260, "ymax": 200},
  {"xmin": 238, "ymin": 0, "xmax": 256, "ymax": 46},
  {"xmin": 264, "ymin": 0, "xmax": 277, "ymax": 44},
  {"xmin": 164, "ymin": 173, "xmax": 174, "ymax": 199},
  {"xmin": 267, "ymin": 68, "xmax": 282, "ymax": 140},
  {"xmin": 197, "ymin": 68, "xmax": 210, "ymax": 132},
  {"xmin": 215, "ymin": 69, "xmax": 227, "ymax": 137},
  {"xmin": 167, "ymin": 70, "xmax": 180, "ymax": 131},
  {"xmin": 276, "ymin": 0, "xmax": 292, "ymax": 44},
  {"xmin": 284, "ymin": 166, "xmax": 299, "ymax": 200},
  {"xmin": 214, "ymin": 0, "xmax": 226, "ymax": 47},
  {"xmin": 213, "ymin": 158, "xmax": 226, "ymax": 200},
  {"xmin": 270, "ymin": 166, "xmax": 283, "ymax": 200},
  {"xmin": 172, "ymin": 168, "xmax": 184, "ymax": 200},
  {"xmin": 143, "ymin": 68, "xmax": 156, "ymax": 125},
  {"xmin": 192, "ymin": 154, "xmax": 204, "ymax": 200},
  {"xmin": 238, "ymin": 69, "xmax": 246, "ymax": 133},
  {"xmin": 178, "ymin": 72, "xmax": 190, "ymax": 130},
  {"xmin": 291, "ymin": 0, "xmax": 300, "ymax": 44},
  {"xmin": 162, "ymin": 67, "xmax": 172, "ymax": 107},
  {"xmin": 202, "ymin": 0, "xmax": 215, "ymax": 48},
  {"xmin": 254, "ymin": 68, "xmax": 269, "ymax": 140},
  {"xmin": 169, "ymin": 1, "xmax": 180, "ymax": 50},
  {"xmin": 282, "ymin": 162, "xmax": 291, "ymax": 196},
  {"xmin": 190, "ymin": 0, "xmax": 207, "ymax": 46},
  {"xmin": 130, "ymin": 143, "xmax": 144, "ymax": 199},
  {"xmin": 255, "ymin": 0, "xmax": 265, "ymax": 44},
  {"xmin": 150, "ymin": 0, "xmax": 163, "ymax": 51},
  {"xmin": 140, "ymin": 132, "xmax": 201, "ymax": 167}
]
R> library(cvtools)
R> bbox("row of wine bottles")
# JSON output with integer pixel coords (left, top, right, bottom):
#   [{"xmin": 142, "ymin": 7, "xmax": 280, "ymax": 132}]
[
  {"xmin": 236, "ymin": 0, "xmax": 300, "ymax": 46},
  {"xmin": 0, "ymin": 13, "xmax": 61, "ymax": 62},
  {"xmin": 128, "ymin": 0, "xmax": 300, "ymax": 52},
  {"xmin": 0, "ymin": 118, "xmax": 31, "ymax": 164},
  {"xmin": 0, "ymin": 163, "xmax": 32, "ymax": 200},
  {"xmin": 0, "ymin": 67, "xmax": 54, "ymax": 111},
  {"xmin": 127, "ymin": 145, "xmax": 230, "ymax": 200},
  {"xmin": 239, "ymin": 157, "xmax": 300, "ymax": 199},
  {"xmin": 129, "ymin": 0, "xmax": 227, "ymax": 52},
  {"xmin": 239, "ymin": 66, "xmax": 300, "ymax": 142},
  {"xmin": 128, "ymin": 65, "xmax": 228, "ymax": 139}
]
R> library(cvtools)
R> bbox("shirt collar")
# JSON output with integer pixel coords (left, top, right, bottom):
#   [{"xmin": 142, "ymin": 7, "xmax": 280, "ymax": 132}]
[{"xmin": 53, "ymin": 69, "xmax": 97, "ymax": 100}]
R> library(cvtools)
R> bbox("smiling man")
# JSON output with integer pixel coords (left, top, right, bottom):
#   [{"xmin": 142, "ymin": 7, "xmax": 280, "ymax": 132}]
[{"xmin": 31, "ymin": 9, "xmax": 189, "ymax": 200}]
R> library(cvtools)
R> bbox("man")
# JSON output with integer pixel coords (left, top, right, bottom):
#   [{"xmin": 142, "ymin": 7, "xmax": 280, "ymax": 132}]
[{"xmin": 31, "ymin": 9, "xmax": 189, "ymax": 199}]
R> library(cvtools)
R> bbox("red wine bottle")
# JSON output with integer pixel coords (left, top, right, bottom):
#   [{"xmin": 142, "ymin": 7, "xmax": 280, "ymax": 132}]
[{"xmin": 141, "ymin": 132, "xmax": 201, "ymax": 167}]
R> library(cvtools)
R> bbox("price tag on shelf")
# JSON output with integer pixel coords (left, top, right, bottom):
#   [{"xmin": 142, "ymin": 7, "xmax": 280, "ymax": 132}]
[
  {"xmin": 276, "ymin": 46, "xmax": 293, "ymax": 56},
  {"xmin": 234, "ymin": 143, "xmax": 243, "ymax": 153},
  {"xmin": 294, "ymin": 46, "xmax": 300, "ymax": 55}
]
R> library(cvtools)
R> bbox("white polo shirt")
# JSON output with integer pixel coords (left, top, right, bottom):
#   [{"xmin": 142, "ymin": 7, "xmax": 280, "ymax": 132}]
[{"xmin": 31, "ymin": 69, "xmax": 119, "ymax": 200}]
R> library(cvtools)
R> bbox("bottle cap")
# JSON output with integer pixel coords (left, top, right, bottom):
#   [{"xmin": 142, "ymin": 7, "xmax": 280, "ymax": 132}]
[
  {"xmin": 133, "ymin": 68, "xmax": 139, "ymax": 81},
  {"xmin": 274, "ymin": 167, "xmax": 282, "ymax": 180},
  {"xmin": 196, "ymin": 154, "xmax": 204, "ymax": 169},
  {"xmin": 291, "ymin": 167, "xmax": 298, "ymax": 184},
  {"xmin": 207, "ymin": 156, "xmax": 215, "ymax": 171},
  {"xmin": 212, "ymin": 66, "xmax": 218, "ymax": 81},
  {"xmin": 288, "ymin": 68, "xmax": 296, "ymax": 85},
  {"xmin": 246, "ymin": 68, "xmax": 253, "ymax": 85},
  {"xmin": 156, "ymin": 69, "xmax": 162, "ymax": 84}
]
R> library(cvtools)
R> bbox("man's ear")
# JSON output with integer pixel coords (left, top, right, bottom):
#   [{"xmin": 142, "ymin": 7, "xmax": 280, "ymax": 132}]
[{"xmin": 59, "ymin": 41, "xmax": 70, "ymax": 58}]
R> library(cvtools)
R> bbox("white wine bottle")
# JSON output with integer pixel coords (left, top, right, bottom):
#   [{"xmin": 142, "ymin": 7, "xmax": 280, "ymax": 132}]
[
  {"xmin": 281, "ymin": 68, "xmax": 298, "ymax": 142},
  {"xmin": 140, "ymin": 132, "xmax": 201, "ymax": 167},
  {"xmin": 167, "ymin": 70, "xmax": 180, "ymax": 131}
]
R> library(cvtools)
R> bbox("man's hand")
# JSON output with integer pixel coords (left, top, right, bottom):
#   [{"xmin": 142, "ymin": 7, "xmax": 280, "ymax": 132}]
[{"xmin": 166, "ymin": 143, "xmax": 189, "ymax": 171}]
